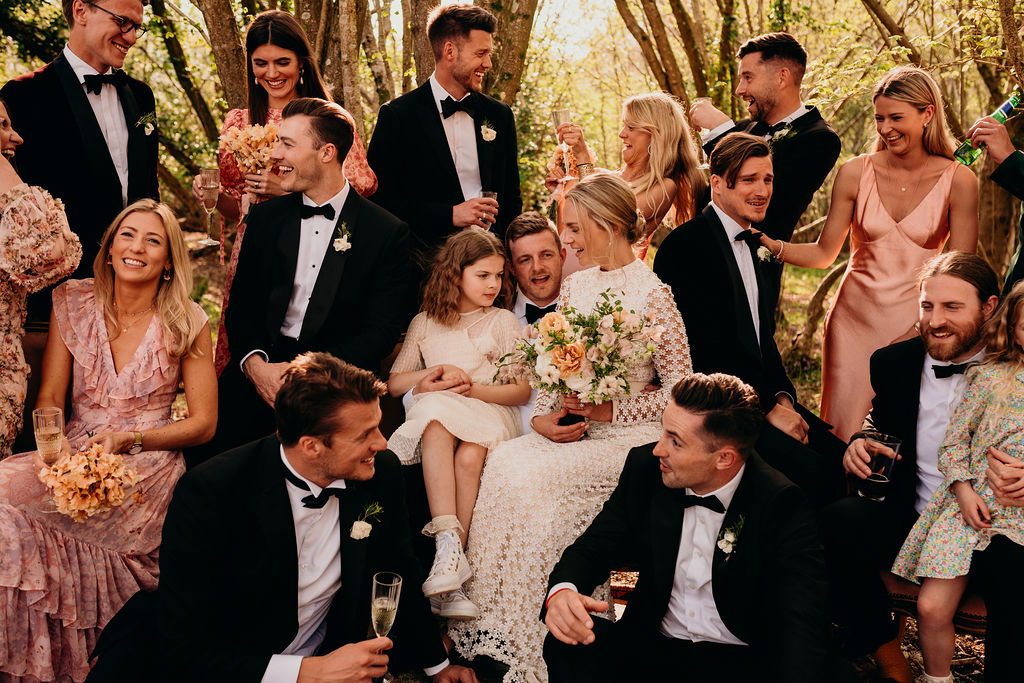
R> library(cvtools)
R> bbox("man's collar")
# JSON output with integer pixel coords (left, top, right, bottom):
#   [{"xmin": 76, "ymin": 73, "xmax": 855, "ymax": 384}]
[
  {"xmin": 63, "ymin": 44, "xmax": 112, "ymax": 81},
  {"xmin": 768, "ymin": 102, "xmax": 808, "ymax": 127},
  {"xmin": 686, "ymin": 463, "xmax": 746, "ymax": 511},
  {"xmin": 279, "ymin": 445, "xmax": 346, "ymax": 496},
  {"xmin": 710, "ymin": 201, "xmax": 750, "ymax": 239},
  {"xmin": 513, "ymin": 290, "xmax": 557, "ymax": 319},
  {"xmin": 925, "ymin": 346, "xmax": 987, "ymax": 369},
  {"xmin": 428, "ymin": 73, "xmax": 472, "ymax": 115},
  {"xmin": 302, "ymin": 181, "xmax": 350, "ymax": 215}
]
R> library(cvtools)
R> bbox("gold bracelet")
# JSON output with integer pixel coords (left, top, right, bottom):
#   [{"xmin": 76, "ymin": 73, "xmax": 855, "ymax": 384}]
[{"xmin": 576, "ymin": 162, "xmax": 594, "ymax": 178}]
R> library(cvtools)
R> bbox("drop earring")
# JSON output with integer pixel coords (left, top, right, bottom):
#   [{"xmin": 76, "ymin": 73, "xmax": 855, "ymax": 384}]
[
  {"xmin": 299, "ymin": 71, "xmax": 304, "ymax": 86},
  {"xmin": 163, "ymin": 269, "xmax": 172, "ymax": 281}
]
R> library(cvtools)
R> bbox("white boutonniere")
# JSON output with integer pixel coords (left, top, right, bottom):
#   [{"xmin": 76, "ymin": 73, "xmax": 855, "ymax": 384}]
[
  {"xmin": 136, "ymin": 111, "xmax": 156, "ymax": 137},
  {"xmin": 350, "ymin": 501, "xmax": 383, "ymax": 539},
  {"xmin": 481, "ymin": 121, "xmax": 497, "ymax": 142},
  {"xmin": 716, "ymin": 515, "xmax": 745, "ymax": 559},
  {"xmin": 768, "ymin": 123, "xmax": 795, "ymax": 145},
  {"xmin": 756, "ymin": 245, "xmax": 775, "ymax": 263},
  {"xmin": 333, "ymin": 221, "xmax": 352, "ymax": 252}
]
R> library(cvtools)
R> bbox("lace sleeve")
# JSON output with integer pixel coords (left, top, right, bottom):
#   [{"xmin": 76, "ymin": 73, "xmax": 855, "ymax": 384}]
[
  {"xmin": 390, "ymin": 313, "xmax": 428, "ymax": 374},
  {"xmin": 613, "ymin": 282, "xmax": 692, "ymax": 424},
  {"xmin": 0, "ymin": 185, "xmax": 82, "ymax": 292},
  {"xmin": 531, "ymin": 278, "xmax": 574, "ymax": 419},
  {"xmin": 343, "ymin": 131, "xmax": 379, "ymax": 197},
  {"xmin": 938, "ymin": 367, "xmax": 993, "ymax": 483},
  {"xmin": 218, "ymin": 109, "xmax": 248, "ymax": 203}
]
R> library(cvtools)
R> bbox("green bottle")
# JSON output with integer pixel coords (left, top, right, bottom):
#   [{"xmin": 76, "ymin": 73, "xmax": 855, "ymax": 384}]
[{"xmin": 955, "ymin": 88, "xmax": 1023, "ymax": 165}]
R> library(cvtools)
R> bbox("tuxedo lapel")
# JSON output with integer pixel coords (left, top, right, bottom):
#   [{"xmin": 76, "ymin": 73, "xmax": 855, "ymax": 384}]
[
  {"xmin": 472, "ymin": 95, "xmax": 495, "ymax": 192},
  {"xmin": 704, "ymin": 206, "xmax": 762, "ymax": 361},
  {"xmin": 335, "ymin": 480, "xmax": 372, "ymax": 636},
  {"xmin": 116, "ymin": 78, "xmax": 148, "ymax": 200},
  {"xmin": 649, "ymin": 484, "xmax": 685, "ymax": 613},
  {"xmin": 299, "ymin": 194, "xmax": 359, "ymax": 344},
  {"xmin": 412, "ymin": 84, "xmax": 463, "ymax": 197},
  {"xmin": 53, "ymin": 54, "xmax": 120, "ymax": 191},
  {"xmin": 269, "ymin": 195, "xmax": 302, "ymax": 336}
]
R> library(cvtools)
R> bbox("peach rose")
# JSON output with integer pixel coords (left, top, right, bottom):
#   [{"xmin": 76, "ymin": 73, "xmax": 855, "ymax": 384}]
[
  {"xmin": 538, "ymin": 311, "xmax": 569, "ymax": 336},
  {"xmin": 551, "ymin": 342, "xmax": 586, "ymax": 375}
]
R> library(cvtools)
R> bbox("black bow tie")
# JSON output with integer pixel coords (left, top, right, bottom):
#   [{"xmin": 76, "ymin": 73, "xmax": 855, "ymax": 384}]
[
  {"xmin": 441, "ymin": 95, "xmax": 477, "ymax": 119},
  {"xmin": 83, "ymin": 72, "xmax": 125, "ymax": 95},
  {"xmin": 750, "ymin": 119, "xmax": 790, "ymax": 137},
  {"xmin": 300, "ymin": 203, "xmax": 336, "ymax": 220},
  {"xmin": 733, "ymin": 229, "xmax": 764, "ymax": 248},
  {"xmin": 681, "ymin": 494, "xmax": 726, "ymax": 513},
  {"xmin": 932, "ymin": 362, "xmax": 974, "ymax": 379},
  {"xmin": 525, "ymin": 303, "xmax": 557, "ymax": 324},
  {"xmin": 283, "ymin": 464, "xmax": 345, "ymax": 509}
]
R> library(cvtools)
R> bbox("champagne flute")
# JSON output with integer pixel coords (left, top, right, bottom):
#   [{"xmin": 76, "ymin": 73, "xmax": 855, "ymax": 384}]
[
  {"xmin": 198, "ymin": 167, "xmax": 221, "ymax": 247},
  {"xmin": 371, "ymin": 572, "xmax": 402, "ymax": 683},
  {"xmin": 552, "ymin": 108, "xmax": 573, "ymax": 170},
  {"xmin": 33, "ymin": 407, "xmax": 64, "ymax": 465}
]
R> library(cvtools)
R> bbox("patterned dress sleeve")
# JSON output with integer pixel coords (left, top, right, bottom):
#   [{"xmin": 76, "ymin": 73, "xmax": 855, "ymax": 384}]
[
  {"xmin": 390, "ymin": 312, "xmax": 428, "ymax": 374},
  {"xmin": 0, "ymin": 184, "xmax": 82, "ymax": 292},
  {"xmin": 343, "ymin": 130, "xmax": 378, "ymax": 197},
  {"xmin": 613, "ymin": 281, "xmax": 693, "ymax": 424},
  {"xmin": 531, "ymin": 277, "xmax": 573, "ymax": 419},
  {"xmin": 217, "ymin": 109, "xmax": 249, "ymax": 203},
  {"xmin": 938, "ymin": 366, "xmax": 996, "ymax": 483},
  {"xmin": 489, "ymin": 309, "xmax": 526, "ymax": 385}
]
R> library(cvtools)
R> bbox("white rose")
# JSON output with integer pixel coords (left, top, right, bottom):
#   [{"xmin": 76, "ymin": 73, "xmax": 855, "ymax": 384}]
[
  {"xmin": 717, "ymin": 538, "xmax": 733, "ymax": 553},
  {"xmin": 722, "ymin": 531, "xmax": 736, "ymax": 543},
  {"xmin": 481, "ymin": 125, "xmax": 497, "ymax": 142},
  {"xmin": 350, "ymin": 520, "xmax": 372, "ymax": 539},
  {"xmin": 333, "ymin": 235, "xmax": 352, "ymax": 252}
]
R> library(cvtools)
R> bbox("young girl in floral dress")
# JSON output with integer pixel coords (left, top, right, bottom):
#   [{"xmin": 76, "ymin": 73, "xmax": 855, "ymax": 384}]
[
  {"xmin": 388, "ymin": 230, "xmax": 530, "ymax": 620},
  {"xmin": 892, "ymin": 281, "xmax": 1024, "ymax": 683}
]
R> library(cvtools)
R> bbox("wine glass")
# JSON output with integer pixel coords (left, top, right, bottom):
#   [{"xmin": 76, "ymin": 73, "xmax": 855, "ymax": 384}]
[
  {"xmin": 198, "ymin": 167, "xmax": 221, "ymax": 247},
  {"xmin": 551, "ymin": 109, "xmax": 576, "ymax": 178},
  {"xmin": 32, "ymin": 407, "xmax": 64, "ymax": 465},
  {"xmin": 371, "ymin": 572, "xmax": 402, "ymax": 683}
]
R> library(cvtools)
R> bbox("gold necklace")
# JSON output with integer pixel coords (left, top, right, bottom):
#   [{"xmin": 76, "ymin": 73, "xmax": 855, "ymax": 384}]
[
  {"xmin": 113, "ymin": 300, "xmax": 155, "ymax": 333},
  {"xmin": 885, "ymin": 155, "xmax": 922, "ymax": 195}
]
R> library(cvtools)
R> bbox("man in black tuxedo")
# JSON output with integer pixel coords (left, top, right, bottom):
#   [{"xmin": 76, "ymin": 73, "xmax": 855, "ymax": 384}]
[
  {"xmin": 691, "ymin": 32, "xmax": 840, "ymax": 310},
  {"xmin": 89, "ymin": 353, "xmax": 476, "ymax": 682},
  {"xmin": 542, "ymin": 373, "xmax": 847, "ymax": 682},
  {"xmin": 1, "ymin": 0, "xmax": 159, "ymax": 451},
  {"xmin": 653, "ymin": 132, "xmax": 844, "ymax": 508},
  {"xmin": 367, "ymin": 3, "xmax": 521, "ymax": 262},
  {"xmin": 206, "ymin": 98, "xmax": 411, "ymax": 462},
  {"xmin": 818, "ymin": 252, "xmax": 1024, "ymax": 683}
]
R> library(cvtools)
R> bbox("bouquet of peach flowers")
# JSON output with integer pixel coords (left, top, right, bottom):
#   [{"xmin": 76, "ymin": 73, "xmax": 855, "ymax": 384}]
[
  {"xmin": 495, "ymin": 291, "xmax": 662, "ymax": 404},
  {"xmin": 220, "ymin": 122, "xmax": 279, "ymax": 174},
  {"xmin": 37, "ymin": 443, "xmax": 140, "ymax": 523}
]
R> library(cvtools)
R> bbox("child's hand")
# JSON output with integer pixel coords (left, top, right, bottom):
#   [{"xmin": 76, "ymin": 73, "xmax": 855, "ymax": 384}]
[
  {"xmin": 952, "ymin": 481, "xmax": 992, "ymax": 530},
  {"xmin": 440, "ymin": 365, "xmax": 473, "ymax": 394}
]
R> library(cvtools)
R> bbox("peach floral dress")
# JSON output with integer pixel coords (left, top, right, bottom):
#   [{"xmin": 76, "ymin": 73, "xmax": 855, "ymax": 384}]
[
  {"xmin": 0, "ymin": 184, "xmax": 81, "ymax": 459},
  {"xmin": 213, "ymin": 107, "xmax": 378, "ymax": 374},
  {"xmin": 0, "ymin": 279, "xmax": 200, "ymax": 682}
]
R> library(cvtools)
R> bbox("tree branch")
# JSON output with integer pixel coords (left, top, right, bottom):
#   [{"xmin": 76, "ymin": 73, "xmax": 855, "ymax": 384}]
[{"xmin": 151, "ymin": 0, "xmax": 219, "ymax": 142}]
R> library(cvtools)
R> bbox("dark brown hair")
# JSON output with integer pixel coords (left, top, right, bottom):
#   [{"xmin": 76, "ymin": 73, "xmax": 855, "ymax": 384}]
[
  {"xmin": 275, "ymin": 352, "xmax": 386, "ymax": 446},
  {"xmin": 427, "ymin": 3, "xmax": 496, "ymax": 60},
  {"xmin": 670, "ymin": 373, "xmax": 763, "ymax": 457},
  {"xmin": 245, "ymin": 11, "xmax": 330, "ymax": 126},
  {"xmin": 737, "ymin": 32, "xmax": 807, "ymax": 83},
  {"xmin": 65, "ymin": 0, "xmax": 149, "ymax": 29},
  {"xmin": 709, "ymin": 132, "xmax": 772, "ymax": 189},
  {"xmin": 505, "ymin": 211, "xmax": 560, "ymax": 251},
  {"xmin": 917, "ymin": 251, "xmax": 999, "ymax": 306},
  {"xmin": 422, "ymin": 229, "xmax": 513, "ymax": 326},
  {"xmin": 282, "ymin": 97, "xmax": 354, "ymax": 163}
]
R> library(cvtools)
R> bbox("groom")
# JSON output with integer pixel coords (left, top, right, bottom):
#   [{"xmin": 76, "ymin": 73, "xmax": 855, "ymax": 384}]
[
  {"xmin": 542, "ymin": 373, "xmax": 847, "ymax": 682},
  {"xmin": 207, "ymin": 97, "xmax": 411, "ymax": 462}
]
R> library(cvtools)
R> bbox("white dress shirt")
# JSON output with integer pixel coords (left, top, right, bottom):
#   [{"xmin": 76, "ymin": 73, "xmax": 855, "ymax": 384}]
[
  {"xmin": 659, "ymin": 466, "xmax": 748, "ymax": 645},
  {"xmin": 513, "ymin": 290, "xmax": 552, "ymax": 433},
  {"xmin": 63, "ymin": 45, "xmax": 130, "ymax": 206},
  {"xmin": 703, "ymin": 101, "xmax": 808, "ymax": 143},
  {"xmin": 428, "ymin": 73, "xmax": 482, "ymax": 201},
  {"xmin": 711, "ymin": 202, "xmax": 760, "ymax": 344},
  {"xmin": 262, "ymin": 449, "xmax": 346, "ymax": 682},
  {"xmin": 914, "ymin": 348, "xmax": 986, "ymax": 513}
]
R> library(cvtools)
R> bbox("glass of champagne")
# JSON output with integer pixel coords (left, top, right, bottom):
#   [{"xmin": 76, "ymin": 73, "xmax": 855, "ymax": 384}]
[
  {"xmin": 371, "ymin": 572, "xmax": 402, "ymax": 683},
  {"xmin": 551, "ymin": 109, "xmax": 575, "ymax": 178},
  {"xmin": 198, "ymin": 167, "xmax": 221, "ymax": 247},
  {"xmin": 33, "ymin": 407, "xmax": 64, "ymax": 465}
]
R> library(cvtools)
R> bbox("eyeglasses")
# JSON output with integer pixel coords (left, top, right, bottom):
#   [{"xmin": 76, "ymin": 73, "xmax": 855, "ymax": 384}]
[{"xmin": 84, "ymin": 1, "xmax": 148, "ymax": 38}]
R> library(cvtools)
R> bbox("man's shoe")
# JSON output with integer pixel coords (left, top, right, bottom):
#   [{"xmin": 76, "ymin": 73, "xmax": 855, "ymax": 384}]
[
  {"xmin": 434, "ymin": 587, "xmax": 480, "ymax": 620},
  {"xmin": 422, "ymin": 530, "xmax": 472, "ymax": 596}
]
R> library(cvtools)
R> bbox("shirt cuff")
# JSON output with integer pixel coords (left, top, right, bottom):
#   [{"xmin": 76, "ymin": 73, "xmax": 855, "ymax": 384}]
[
  {"xmin": 423, "ymin": 659, "xmax": 450, "ymax": 677},
  {"xmin": 261, "ymin": 654, "xmax": 302, "ymax": 683},
  {"xmin": 240, "ymin": 349, "xmax": 269, "ymax": 373},
  {"xmin": 702, "ymin": 120, "xmax": 736, "ymax": 143},
  {"xmin": 546, "ymin": 582, "xmax": 577, "ymax": 603}
]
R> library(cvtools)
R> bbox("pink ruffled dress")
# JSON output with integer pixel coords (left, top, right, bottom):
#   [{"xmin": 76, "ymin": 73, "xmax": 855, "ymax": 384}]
[{"xmin": 0, "ymin": 279, "xmax": 195, "ymax": 682}]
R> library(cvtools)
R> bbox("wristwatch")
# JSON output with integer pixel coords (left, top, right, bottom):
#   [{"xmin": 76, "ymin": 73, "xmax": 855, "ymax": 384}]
[{"xmin": 129, "ymin": 431, "xmax": 143, "ymax": 455}]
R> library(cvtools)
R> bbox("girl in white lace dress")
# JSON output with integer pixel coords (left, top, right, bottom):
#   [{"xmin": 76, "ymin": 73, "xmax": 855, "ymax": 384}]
[
  {"xmin": 449, "ymin": 174, "xmax": 692, "ymax": 681},
  {"xmin": 388, "ymin": 230, "xmax": 530, "ymax": 619}
]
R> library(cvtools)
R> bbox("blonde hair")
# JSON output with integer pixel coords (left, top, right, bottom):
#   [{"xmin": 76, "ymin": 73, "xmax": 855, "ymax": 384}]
[
  {"xmin": 92, "ymin": 199, "xmax": 207, "ymax": 359},
  {"xmin": 421, "ymin": 229, "xmax": 513, "ymax": 327},
  {"xmin": 621, "ymin": 92, "xmax": 705, "ymax": 224},
  {"xmin": 565, "ymin": 173, "xmax": 646, "ymax": 266},
  {"xmin": 872, "ymin": 66, "xmax": 955, "ymax": 159}
]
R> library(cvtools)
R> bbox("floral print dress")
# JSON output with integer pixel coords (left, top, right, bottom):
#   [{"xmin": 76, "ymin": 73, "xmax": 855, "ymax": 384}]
[{"xmin": 0, "ymin": 184, "xmax": 81, "ymax": 458}]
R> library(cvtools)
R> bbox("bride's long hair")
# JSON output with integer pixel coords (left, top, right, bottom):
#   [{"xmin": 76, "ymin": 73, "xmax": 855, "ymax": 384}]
[{"xmin": 92, "ymin": 200, "xmax": 207, "ymax": 359}]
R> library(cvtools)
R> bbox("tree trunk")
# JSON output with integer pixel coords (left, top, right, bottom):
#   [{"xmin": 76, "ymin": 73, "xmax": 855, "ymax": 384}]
[
  {"xmin": 613, "ymin": 0, "xmax": 669, "ymax": 92},
  {"xmin": 667, "ymin": 0, "xmax": 709, "ymax": 97},
  {"xmin": 362, "ymin": 10, "xmax": 395, "ymax": 109},
  {"xmin": 480, "ymin": 0, "xmax": 539, "ymax": 104},
  {"xmin": 717, "ymin": 0, "xmax": 738, "ymax": 117},
  {"xmin": 639, "ymin": 0, "xmax": 689, "ymax": 108},
  {"xmin": 409, "ymin": 0, "xmax": 439, "ymax": 86},
  {"xmin": 194, "ymin": 0, "xmax": 248, "ymax": 110},
  {"xmin": 400, "ymin": 0, "xmax": 415, "ymax": 93},
  {"xmin": 335, "ymin": 0, "xmax": 367, "ymax": 138}
]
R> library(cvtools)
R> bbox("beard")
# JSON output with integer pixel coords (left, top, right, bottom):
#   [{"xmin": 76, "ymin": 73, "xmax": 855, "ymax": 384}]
[{"xmin": 921, "ymin": 315, "xmax": 985, "ymax": 361}]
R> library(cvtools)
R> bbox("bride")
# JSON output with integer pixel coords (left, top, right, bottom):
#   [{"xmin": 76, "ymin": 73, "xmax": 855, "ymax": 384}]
[{"xmin": 449, "ymin": 173, "xmax": 692, "ymax": 681}]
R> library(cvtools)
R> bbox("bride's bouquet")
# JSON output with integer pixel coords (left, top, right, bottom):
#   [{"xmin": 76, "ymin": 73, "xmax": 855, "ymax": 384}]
[
  {"xmin": 495, "ymin": 291, "xmax": 663, "ymax": 404},
  {"xmin": 38, "ymin": 443, "xmax": 141, "ymax": 522},
  {"xmin": 220, "ymin": 122, "xmax": 279, "ymax": 174}
]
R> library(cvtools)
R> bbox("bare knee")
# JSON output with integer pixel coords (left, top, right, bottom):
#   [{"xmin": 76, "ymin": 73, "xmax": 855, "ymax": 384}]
[
  {"xmin": 454, "ymin": 445, "xmax": 486, "ymax": 475},
  {"xmin": 917, "ymin": 585, "xmax": 959, "ymax": 627}
]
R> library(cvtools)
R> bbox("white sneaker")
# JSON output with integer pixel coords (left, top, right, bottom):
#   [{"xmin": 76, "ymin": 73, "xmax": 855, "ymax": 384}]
[
  {"xmin": 422, "ymin": 530, "xmax": 472, "ymax": 596},
  {"xmin": 432, "ymin": 587, "xmax": 480, "ymax": 620}
]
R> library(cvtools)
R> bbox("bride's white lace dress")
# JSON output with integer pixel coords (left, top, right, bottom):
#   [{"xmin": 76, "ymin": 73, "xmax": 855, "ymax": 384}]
[{"xmin": 449, "ymin": 260, "xmax": 692, "ymax": 682}]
